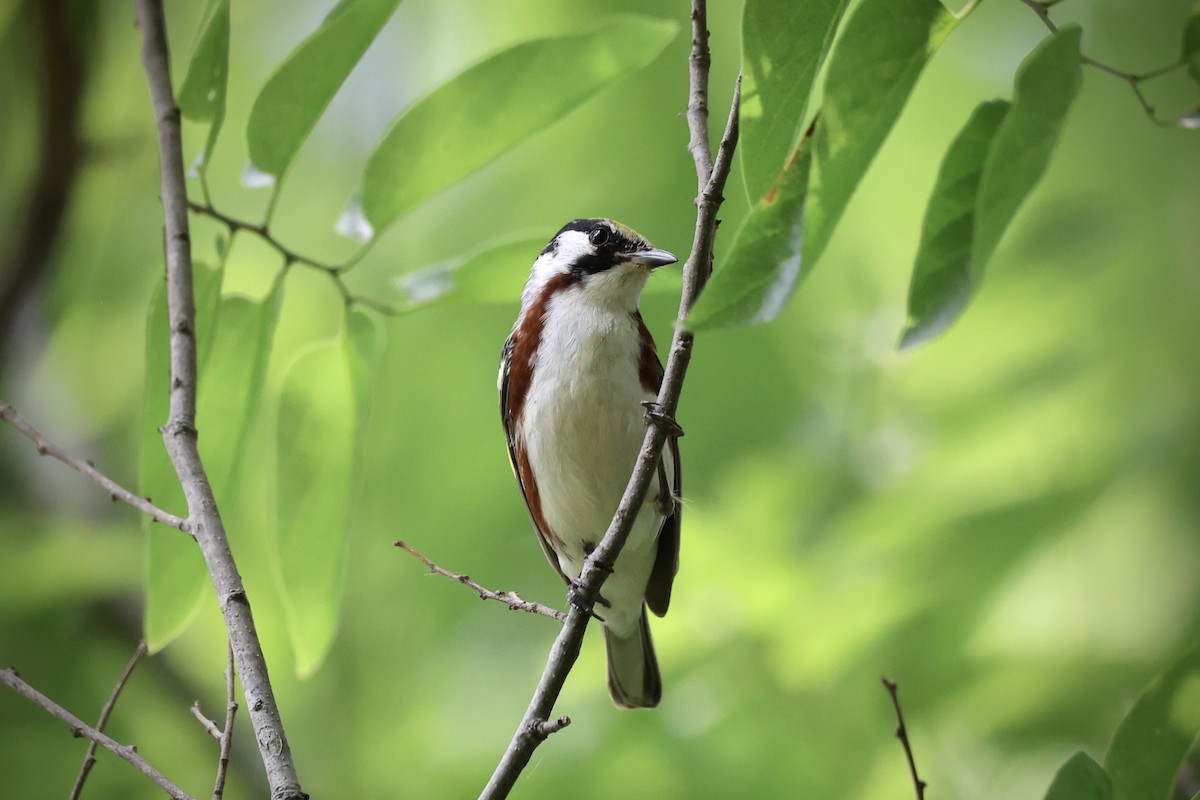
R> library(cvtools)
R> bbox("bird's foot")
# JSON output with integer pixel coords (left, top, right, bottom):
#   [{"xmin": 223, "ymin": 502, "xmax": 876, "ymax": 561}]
[
  {"xmin": 641, "ymin": 401, "xmax": 684, "ymax": 437},
  {"xmin": 567, "ymin": 580, "xmax": 611, "ymax": 622}
]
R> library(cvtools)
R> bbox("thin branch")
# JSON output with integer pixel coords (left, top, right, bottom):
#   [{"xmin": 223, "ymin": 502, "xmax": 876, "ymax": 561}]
[
  {"xmin": 686, "ymin": 0, "xmax": 714, "ymax": 187},
  {"xmin": 213, "ymin": 643, "xmax": 238, "ymax": 800},
  {"xmin": 882, "ymin": 677, "xmax": 926, "ymax": 800},
  {"xmin": 130, "ymin": 3, "xmax": 306, "ymax": 799},
  {"xmin": 1014, "ymin": 0, "xmax": 1187, "ymax": 127},
  {"xmin": 188, "ymin": 201, "xmax": 399, "ymax": 315},
  {"xmin": 191, "ymin": 702, "xmax": 223, "ymax": 739},
  {"xmin": 478, "ymin": 4, "xmax": 740, "ymax": 796},
  {"xmin": 2, "ymin": 667, "xmax": 195, "ymax": 800},
  {"xmin": 68, "ymin": 640, "xmax": 149, "ymax": 800},
  {"xmin": 395, "ymin": 540, "xmax": 566, "ymax": 622},
  {"xmin": 0, "ymin": 402, "xmax": 190, "ymax": 534}
]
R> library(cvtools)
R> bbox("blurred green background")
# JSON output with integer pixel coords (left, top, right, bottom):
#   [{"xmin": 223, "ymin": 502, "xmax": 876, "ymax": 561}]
[{"xmin": 1, "ymin": 0, "xmax": 1198, "ymax": 797}]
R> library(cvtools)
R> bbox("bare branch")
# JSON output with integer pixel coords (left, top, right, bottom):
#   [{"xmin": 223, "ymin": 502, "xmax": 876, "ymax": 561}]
[
  {"xmin": 395, "ymin": 540, "xmax": 567, "ymax": 622},
  {"xmin": 213, "ymin": 643, "xmax": 238, "ymax": 800},
  {"xmin": 2, "ymin": 666, "xmax": 194, "ymax": 800},
  {"xmin": 187, "ymin": 201, "xmax": 399, "ymax": 314},
  {"xmin": 882, "ymin": 677, "xmax": 927, "ymax": 800},
  {"xmin": 0, "ymin": 402, "xmax": 190, "ymax": 534},
  {"xmin": 478, "ymin": 2, "xmax": 740, "ymax": 795},
  {"xmin": 1014, "ymin": 0, "xmax": 1187, "ymax": 127},
  {"xmin": 130, "ymin": 2, "xmax": 305, "ymax": 798},
  {"xmin": 68, "ymin": 640, "xmax": 149, "ymax": 800},
  {"xmin": 191, "ymin": 701, "xmax": 223, "ymax": 739}
]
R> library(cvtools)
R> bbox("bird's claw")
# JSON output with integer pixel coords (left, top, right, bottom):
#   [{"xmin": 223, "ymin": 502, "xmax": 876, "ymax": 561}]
[
  {"xmin": 641, "ymin": 401, "xmax": 684, "ymax": 437},
  {"xmin": 567, "ymin": 580, "xmax": 610, "ymax": 622}
]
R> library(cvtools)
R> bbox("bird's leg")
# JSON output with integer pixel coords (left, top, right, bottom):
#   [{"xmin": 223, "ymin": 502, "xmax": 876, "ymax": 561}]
[
  {"xmin": 568, "ymin": 544, "xmax": 613, "ymax": 620},
  {"xmin": 641, "ymin": 401, "xmax": 684, "ymax": 438}
]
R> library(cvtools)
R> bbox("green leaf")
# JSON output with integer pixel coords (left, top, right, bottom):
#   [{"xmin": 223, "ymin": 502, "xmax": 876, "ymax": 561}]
[
  {"xmin": 899, "ymin": 100, "xmax": 1009, "ymax": 349},
  {"xmin": 177, "ymin": 0, "xmax": 230, "ymax": 168},
  {"xmin": 901, "ymin": 27, "xmax": 1081, "ymax": 349},
  {"xmin": 803, "ymin": 0, "xmax": 959, "ymax": 271},
  {"xmin": 393, "ymin": 235, "xmax": 546, "ymax": 309},
  {"xmin": 273, "ymin": 312, "xmax": 381, "ymax": 677},
  {"xmin": 1104, "ymin": 639, "xmax": 1200, "ymax": 800},
  {"xmin": 972, "ymin": 27, "xmax": 1082, "ymax": 272},
  {"xmin": 140, "ymin": 263, "xmax": 223, "ymax": 651},
  {"xmin": 246, "ymin": 0, "xmax": 402, "ymax": 179},
  {"xmin": 739, "ymin": 0, "xmax": 849, "ymax": 201},
  {"xmin": 1183, "ymin": 3, "xmax": 1200, "ymax": 85},
  {"xmin": 1044, "ymin": 752, "xmax": 1114, "ymax": 800},
  {"xmin": 144, "ymin": 279, "xmax": 283, "ymax": 651},
  {"xmin": 357, "ymin": 16, "xmax": 677, "ymax": 236},
  {"xmin": 686, "ymin": 138, "xmax": 814, "ymax": 330}
]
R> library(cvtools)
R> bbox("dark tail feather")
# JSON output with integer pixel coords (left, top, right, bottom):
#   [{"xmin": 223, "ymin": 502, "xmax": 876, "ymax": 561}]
[{"xmin": 603, "ymin": 606, "xmax": 661, "ymax": 709}]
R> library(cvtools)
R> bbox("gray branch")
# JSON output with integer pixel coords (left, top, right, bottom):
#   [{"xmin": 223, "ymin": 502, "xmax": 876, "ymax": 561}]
[
  {"xmin": 1, "ymin": 667, "xmax": 195, "ymax": 800},
  {"xmin": 478, "ymin": 2, "xmax": 739, "ymax": 796},
  {"xmin": 0, "ymin": 402, "xmax": 190, "ymax": 534},
  {"xmin": 130, "ymin": 2, "xmax": 305, "ymax": 798},
  {"xmin": 68, "ymin": 640, "xmax": 149, "ymax": 800}
]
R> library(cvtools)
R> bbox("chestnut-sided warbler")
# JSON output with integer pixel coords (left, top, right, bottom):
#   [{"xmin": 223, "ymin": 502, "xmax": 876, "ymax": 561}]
[{"xmin": 498, "ymin": 218, "xmax": 682, "ymax": 709}]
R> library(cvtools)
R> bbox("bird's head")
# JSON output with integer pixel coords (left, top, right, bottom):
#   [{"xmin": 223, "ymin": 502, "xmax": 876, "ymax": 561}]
[{"xmin": 522, "ymin": 218, "xmax": 677, "ymax": 313}]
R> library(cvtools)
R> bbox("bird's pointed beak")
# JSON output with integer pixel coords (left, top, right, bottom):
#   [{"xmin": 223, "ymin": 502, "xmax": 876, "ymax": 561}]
[{"xmin": 627, "ymin": 247, "xmax": 678, "ymax": 269}]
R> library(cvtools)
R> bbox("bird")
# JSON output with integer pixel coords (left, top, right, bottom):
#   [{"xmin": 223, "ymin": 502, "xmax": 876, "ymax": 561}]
[{"xmin": 498, "ymin": 218, "xmax": 682, "ymax": 709}]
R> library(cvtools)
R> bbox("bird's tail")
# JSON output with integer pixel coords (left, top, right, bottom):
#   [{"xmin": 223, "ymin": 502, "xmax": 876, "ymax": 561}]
[{"xmin": 604, "ymin": 606, "xmax": 661, "ymax": 709}]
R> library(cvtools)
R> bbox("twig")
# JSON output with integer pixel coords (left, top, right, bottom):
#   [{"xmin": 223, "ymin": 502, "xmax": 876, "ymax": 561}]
[
  {"xmin": 0, "ymin": 402, "xmax": 190, "ymax": 534},
  {"xmin": 191, "ymin": 702, "xmax": 223, "ymax": 739},
  {"xmin": 130, "ymin": 3, "xmax": 306, "ymax": 798},
  {"xmin": 1014, "ymin": 0, "xmax": 1186, "ymax": 127},
  {"xmin": 882, "ymin": 677, "xmax": 926, "ymax": 800},
  {"xmin": 68, "ymin": 640, "xmax": 149, "ymax": 800},
  {"xmin": 187, "ymin": 201, "xmax": 399, "ymax": 315},
  {"xmin": 2, "ymin": 667, "xmax": 195, "ymax": 800},
  {"xmin": 477, "ymin": 3, "xmax": 740, "ymax": 796},
  {"xmin": 395, "ymin": 540, "xmax": 566, "ymax": 622},
  {"xmin": 213, "ymin": 643, "xmax": 238, "ymax": 800}
]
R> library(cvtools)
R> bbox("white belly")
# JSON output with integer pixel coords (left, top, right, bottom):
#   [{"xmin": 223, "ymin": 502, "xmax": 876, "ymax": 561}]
[{"xmin": 520, "ymin": 293, "xmax": 667, "ymax": 634}]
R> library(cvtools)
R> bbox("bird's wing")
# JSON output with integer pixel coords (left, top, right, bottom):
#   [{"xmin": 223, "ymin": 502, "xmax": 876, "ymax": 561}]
[
  {"xmin": 499, "ymin": 332, "xmax": 571, "ymax": 585},
  {"xmin": 634, "ymin": 321, "xmax": 681, "ymax": 618}
]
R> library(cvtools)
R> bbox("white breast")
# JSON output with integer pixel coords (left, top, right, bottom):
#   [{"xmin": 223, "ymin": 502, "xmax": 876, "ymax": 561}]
[{"xmin": 519, "ymin": 287, "xmax": 668, "ymax": 632}]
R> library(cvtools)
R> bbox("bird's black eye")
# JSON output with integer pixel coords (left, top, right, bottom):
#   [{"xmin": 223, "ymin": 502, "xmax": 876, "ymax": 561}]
[{"xmin": 588, "ymin": 227, "xmax": 610, "ymax": 247}]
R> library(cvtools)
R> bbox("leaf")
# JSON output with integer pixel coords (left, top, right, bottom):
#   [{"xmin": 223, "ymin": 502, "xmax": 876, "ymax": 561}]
[
  {"xmin": 393, "ymin": 235, "xmax": 546, "ymax": 309},
  {"xmin": 1184, "ymin": 3, "xmax": 1200, "ymax": 86},
  {"xmin": 901, "ymin": 27, "xmax": 1081, "ymax": 349},
  {"xmin": 1104, "ymin": 639, "xmax": 1200, "ymax": 800},
  {"xmin": 140, "ymin": 263, "xmax": 223, "ymax": 651},
  {"xmin": 972, "ymin": 27, "xmax": 1082, "ymax": 271},
  {"xmin": 686, "ymin": 137, "xmax": 814, "ymax": 330},
  {"xmin": 739, "ymin": 0, "xmax": 849, "ymax": 201},
  {"xmin": 1044, "ymin": 752, "xmax": 1114, "ymax": 800},
  {"xmin": 357, "ymin": 16, "xmax": 677, "ymax": 235},
  {"xmin": 899, "ymin": 100, "xmax": 1009, "ymax": 349},
  {"xmin": 177, "ymin": 0, "xmax": 230, "ymax": 168},
  {"xmin": 803, "ymin": 0, "xmax": 960, "ymax": 272},
  {"xmin": 273, "ymin": 312, "xmax": 381, "ymax": 677},
  {"xmin": 144, "ymin": 280, "xmax": 283, "ymax": 651},
  {"xmin": 246, "ymin": 0, "xmax": 402, "ymax": 179}
]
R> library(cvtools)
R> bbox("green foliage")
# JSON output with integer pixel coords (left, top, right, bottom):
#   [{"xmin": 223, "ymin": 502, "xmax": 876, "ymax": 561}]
[
  {"xmin": 394, "ymin": 234, "xmax": 548, "ymax": 310},
  {"xmin": 686, "ymin": 137, "xmax": 812, "ymax": 329},
  {"xmin": 902, "ymin": 27, "xmax": 1081, "ymax": 347},
  {"xmin": 802, "ymin": 0, "xmax": 959, "ymax": 274},
  {"xmin": 1043, "ymin": 752, "xmax": 1114, "ymax": 800},
  {"xmin": 900, "ymin": 101, "xmax": 1008, "ymax": 349},
  {"xmin": 357, "ymin": 16, "xmax": 677, "ymax": 236},
  {"xmin": 739, "ymin": 0, "xmax": 848, "ymax": 201},
  {"xmin": 273, "ymin": 310, "xmax": 380, "ymax": 676},
  {"xmin": 176, "ymin": 0, "xmax": 230, "ymax": 168},
  {"xmin": 246, "ymin": 0, "xmax": 403, "ymax": 180},
  {"xmin": 1104, "ymin": 640, "xmax": 1200, "ymax": 800}
]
